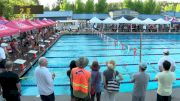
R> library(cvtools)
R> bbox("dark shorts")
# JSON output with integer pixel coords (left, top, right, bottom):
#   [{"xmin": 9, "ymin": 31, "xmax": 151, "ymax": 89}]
[
  {"xmin": 40, "ymin": 93, "xmax": 55, "ymax": 101},
  {"xmin": 4, "ymin": 94, "xmax": 20, "ymax": 101},
  {"xmin": 0, "ymin": 59, "xmax": 6, "ymax": 69},
  {"xmin": 157, "ymin": 93, "xmax": 171, "ymax": 101}
]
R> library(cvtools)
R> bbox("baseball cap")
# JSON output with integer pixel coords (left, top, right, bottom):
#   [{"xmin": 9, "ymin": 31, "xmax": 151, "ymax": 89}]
[
  {"xmin": 76, "ymin": 57, "xmax": 89, "ymax": 68},
  {"xmin": 139, "ymin": 62, "xmax": 147, "ymax": 70}
]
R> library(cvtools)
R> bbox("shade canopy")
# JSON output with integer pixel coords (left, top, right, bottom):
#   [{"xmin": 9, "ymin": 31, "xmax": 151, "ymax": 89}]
[
  {"xmin": 130, "ymin": 18, "xmax": 143, "ymax": 24},
  {"xmin": 22, "ymin": 20, "xmax": 42, "ymax": 28},
  {"xmin": 0, "ymin": 24, "xmax": 19, "ymax": 37},
  {"xmin": 142, "ymin": 18, "xmax": 155, "ymax": 24},
  {"xmin": 5, "ymin": 20, "xmax": 34, "ymax": 32},
  {"xmin": 34, "ymin": 20, "xmax": 47, "ymax": 27},
  {"xmin": 103, "ymin": 17, "xmax": 117, "ymax": 24},
  {"xmin": 89, "ymin": 17, "xmax": 102, "ymax": 23},
  {"xmin": 116, "ymin": 17, "xmax": 130, "ymax": 23},
  {"xmin": 155, "ymin": 18, "xmax": 171, "ymax": 24}
]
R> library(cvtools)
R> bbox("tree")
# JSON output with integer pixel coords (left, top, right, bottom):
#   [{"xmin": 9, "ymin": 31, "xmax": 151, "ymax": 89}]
[
  {"xmin": 153, "ymin": 2, "xmax": 161, "ymax": 14},
  {"xmin": 75, "ymin": 0, "xmax": 85, "ymax": 13},
  {"xmin": 143, "ymin": 0, "xmax": 156, "ymax": 14},
  {"xmin": 124, "ymin": 0, "xmax": 134, "ymax": 9},
  {"xmin": 108, "ymin": 3, "xmax": 121, "ymax": 11},
  {"xmin": 133, "ymin": 0, "xmax": 143, "ymax": 13},
  {"xmin": 52, "ymin": 3, "xmax": 60, "ymax": 11},
  {"xmin": 95, "ymin": 0, "xmax": 108, "ymax": 13},
  {"xmin": 44, "ymin": 5, "xmax": 50, "ymax": 11},
  {"xmin": 85, "ymin": 0, "xmax": 94, "ymax": 13}
]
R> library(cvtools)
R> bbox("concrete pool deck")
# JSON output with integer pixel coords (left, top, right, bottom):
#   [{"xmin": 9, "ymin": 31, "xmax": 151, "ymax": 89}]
[{"xmin": 21, "ymin": 88, "xmax": 180, "ymax": 101}]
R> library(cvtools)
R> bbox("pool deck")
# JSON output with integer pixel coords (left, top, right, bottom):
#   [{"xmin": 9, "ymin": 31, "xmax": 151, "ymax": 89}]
[{"xmin": 21, "ymin": 88, "xmax": 180, "ymax": 101}]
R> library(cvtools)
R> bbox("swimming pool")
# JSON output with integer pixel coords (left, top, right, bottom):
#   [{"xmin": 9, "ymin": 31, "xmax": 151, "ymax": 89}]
[{"xmin": 21, "ymin": 33, "xmax": 180, "ymax": 96}]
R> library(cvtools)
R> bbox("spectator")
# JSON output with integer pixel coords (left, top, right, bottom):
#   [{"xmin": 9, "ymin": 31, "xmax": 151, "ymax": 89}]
[
  {"xmin": 67, "ymin": 60, "xmax": 77, "ymax": 101},
  {"xmin": 0, "ymin": 61, "xmax": 21, "ymax": 101},
  {"xmin": 131, "ymin": 62, "xmax": 150, "ymax": 101},
  {"xmin": 71, "ymin": 57, "xmax": 91, "ymax": 101},
  {"xmin": 103, "ymin": 60, "xmax": 123, "ymax": 101},
  {"xmin": 90, "ymin": 61, "xmax": 102, "ymax": 101},
  {"xmin": 0, "ymin": 43, "xmax": 6, "ymax": 72},
  {"xmin": 35, "ymin": 57, "xmax": 55, "ymax": 101},
  {"xmin": 158, "ymin": 49, "xmax": 175, "ymax": 72},
  {"xmin": 10, "ymin": 39, "xmax": 20, "ymax": 58},
  {"xmin": 156, "ymin": 60, "xmax": 176, "ymax": 101}
]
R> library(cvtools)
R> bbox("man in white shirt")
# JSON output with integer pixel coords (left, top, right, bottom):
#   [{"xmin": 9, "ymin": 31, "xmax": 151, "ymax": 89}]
[
  {"xmin": 35, "ymin": 57, "xmax": 55, "ymax": 101},
  {"xmin": 158, "ymin": 49, "xmax": 175, "ymax": 72},
  {"xmin": 156, "ymin": 60, "xmax": 176, "ymax": 101},
  {"xmin": 0, "ymin": 44, "xmax": 6, "ymax": 71}
]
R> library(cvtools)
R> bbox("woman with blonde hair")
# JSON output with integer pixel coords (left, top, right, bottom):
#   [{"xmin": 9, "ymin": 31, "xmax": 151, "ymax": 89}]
[{"xmin": 103, "ymin": 60, "xmax": 123, "ymax": 101}]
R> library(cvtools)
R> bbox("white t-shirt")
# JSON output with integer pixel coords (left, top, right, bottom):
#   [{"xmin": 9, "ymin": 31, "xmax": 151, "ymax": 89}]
[
  {"xmin": 158, "ymin": 56, "xmax": 176, "ymax": 71},
  {"xmin": 35, "ymin": 66, "xmax": 54, "ymax": 95},
  {"xmin": 0, "ymin": 47, "xmax": 6, "ymax": 60},
  {"xmin": 156, "ymin": 71, "xmax": 176, "ymax": 96}
]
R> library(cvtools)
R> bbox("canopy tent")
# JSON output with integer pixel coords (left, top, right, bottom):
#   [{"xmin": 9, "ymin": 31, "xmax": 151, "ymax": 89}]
[
  {"xmin": 0, "ymin": 24, "xmax": 19, "ymax": 37},
  {"xmin": 155, "ymin": 18, "xmax": 171, "ymax": 24},
  {"xmin": 142, "ymin": 18, "xmax": 155, "ymax": 24},
  {"xmin": 130, "ymin": 18, "xmax": 143, "ymax": 24},
  {"xmin": 0, "ymin": 17, "xmax": 9, "ymax": 24},
  {"xmin": 42, "ymin": 20, "xmax": 53, "ymax": 26},
  {"xmin": 22, "ymin": 20, "xmax": 42, "ymax": 28},
  {"xmin": 34, "ymin": 20, "xmax": 48, "ymax": 27},
  {"xmin": 116, "ymin": 17, "xmax": 130, "ymax": 24},
  {"xmin": 89, "ymin": 17, "xmax": 102, "ymax": 23},
  {"xmin": 5, "ymin": 20, "xmax": 34, "ymax": 32},
  {"xmin": 48, "ymin": 19, "xmax": 56, "ymax": 25},
  {"xmin": 102, "ymin": 17, "xmax": 117, "ymax": 24}
]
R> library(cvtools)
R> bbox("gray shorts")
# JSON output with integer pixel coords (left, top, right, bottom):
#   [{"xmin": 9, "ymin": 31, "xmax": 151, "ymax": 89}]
[{"xmin": 132, "ymin": 96, "xmax": 145, "ymax": 101}]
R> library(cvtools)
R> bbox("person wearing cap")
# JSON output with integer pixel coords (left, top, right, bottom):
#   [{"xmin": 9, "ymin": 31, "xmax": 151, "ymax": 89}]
[
  {"xmin": 90, "ymin": 61, "xmax": 102, "ymax": 101},
  {"xmin": 0, "ymin": 43, "xmax": 7, "ymax": 72},
  {"xmin": 158, "ymin": 49, "xmax": 176, "ymax": 72},
  {"xmin": 103, "ymin": 60, "xmax": 123, "ymax": 101},
  {"xmin": 131, "ymin": 62, "xmax": 150, "ymax": 101},
  {"xmin": 71, "ymin": 57, "xmax": 91, "ymax": 101},
  {"xmin": 156, "ymin": 60, "xmax": 176, "ymax": 101}
]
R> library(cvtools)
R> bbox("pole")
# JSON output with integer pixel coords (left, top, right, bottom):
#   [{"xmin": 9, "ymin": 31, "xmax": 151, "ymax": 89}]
[{"xmin": 140, "ymin": 32, "xmax": 142, "ymax": 62}]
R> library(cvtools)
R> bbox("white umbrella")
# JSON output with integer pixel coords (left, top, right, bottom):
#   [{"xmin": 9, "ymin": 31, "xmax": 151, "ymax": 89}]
[
  {"xmin": 130, "ymin": 18, "xmax": 143, "ymax": 24},
  {"xmin": 116, "ymin": 17, "xmax": 130, "ymax": 24},
  {"xmin": 89, "ymin": 17, "xmax": 102, "ymax": 23},
  {"xmin": 142, "ymin": 18, "xmax": 155, "ymax": 24},
  {"xmin": 102, "ymin": 17, "xmax": 117, "ymax": 24},
  {"xmin": 155, "ymin": 18, "xmax": 170, "ymax": 24}
]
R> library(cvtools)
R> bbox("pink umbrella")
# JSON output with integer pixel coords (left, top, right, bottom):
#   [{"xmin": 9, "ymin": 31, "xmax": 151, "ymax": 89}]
[
  {"xmin": 22, "ymin": 20, "xmax": 42, "ymax": 29},
  {"xmin": 42, "ymin": 20, "xmax": 52, "ymax": 26},
  {"xmin": 0, "ymin": 24, "xmax": 19, "ymax": 37},
  {"xmin": 5, "ymin": 20, "xmax": 34, "ymax": 33},
  {"xmin": 34, "ymin": 20, "xmax": 47, "ymax": 27}
]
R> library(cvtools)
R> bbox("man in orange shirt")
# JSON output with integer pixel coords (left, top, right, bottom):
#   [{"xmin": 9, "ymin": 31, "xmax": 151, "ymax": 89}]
[{"xmin": 71, "ymin": 57, "xmax": 91, "ymax": 101}]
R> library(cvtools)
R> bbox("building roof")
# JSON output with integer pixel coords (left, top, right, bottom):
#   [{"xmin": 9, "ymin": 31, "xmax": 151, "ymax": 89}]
[
  {"xmin": 72, "ymin": 14, "xmax": 109, "ymax": 20},
  {"xmin": 163, "ymin": 11, "xmax": 180, "ymax": 18},
  {"xmin": 35, "ymin": 11, "xmax": 73, "ymax": 18},
  {"xmin": 138, "ymin": 14, "xmax": 164, "ymax": 20}
]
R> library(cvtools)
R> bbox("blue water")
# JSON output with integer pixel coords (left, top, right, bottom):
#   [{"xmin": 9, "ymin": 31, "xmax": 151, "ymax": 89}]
[{"xmin": 21, "ymin": 33, "xmax": 180, "ymax": 96}]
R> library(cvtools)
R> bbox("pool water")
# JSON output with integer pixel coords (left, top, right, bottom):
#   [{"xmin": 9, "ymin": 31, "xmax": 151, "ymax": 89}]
[{"xmin": 21, "ymin": 34, "xmax": 180, "ymax": 96}]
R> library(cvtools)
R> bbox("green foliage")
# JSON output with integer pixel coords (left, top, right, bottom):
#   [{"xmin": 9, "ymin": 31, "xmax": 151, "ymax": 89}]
[
  {"xmin": 95, "ymin": 0, "xmax": 108, "ymax": 13},
  {"xmin": 124, "ymin": 0, "xmax": 161, "ymax": 14},
  {"xmin": 108, "ymin": 3, "xmax": 121, "ymax": 11},
  {"xmin": 75, "ymin": 0, "xmax": 85, "ymax": 13},
  {"xmin": 85, "ymin": 0, "xmax": 94, "ymax": 13},
  {"xmin": 0, "ymin": 0, "xmax": 36, "ymax": 20}
]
